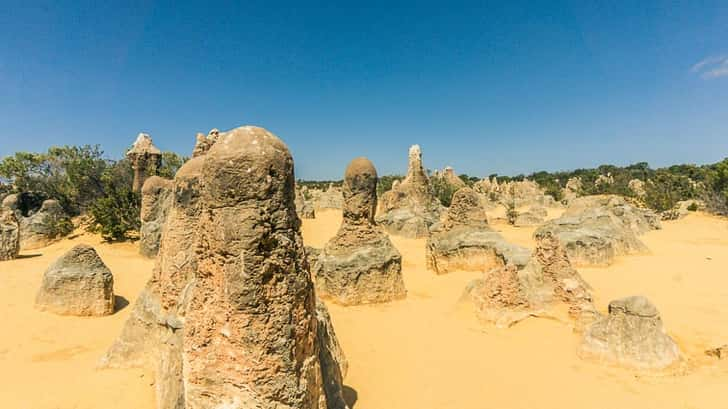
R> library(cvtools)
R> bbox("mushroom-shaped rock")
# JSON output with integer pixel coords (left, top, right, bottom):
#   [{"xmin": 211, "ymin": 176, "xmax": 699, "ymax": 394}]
[
  {"xmin": 139, "ymin": 176, "xmax": 173, "ymax": 258},
  {"xmin": 127, "ymin": 133, "xmax": 162, "ymax": 192},
  {"xmin": 183, "ymin": 125, "xmax": 339, "ymax": 408},
  {"xmin": 0, "ymin": 208, "xmax": 20, "ymax": 261},
  {"xmin": 35, "ymin": 244, "xmax": 114, "ymax": 316},
  {"xmin": 313, "ymin": 157, "xmax": 406, "ymax": 305},
  {"xmin": 579, "ymin": 296, "xmax": 680, "ymax": 370}
]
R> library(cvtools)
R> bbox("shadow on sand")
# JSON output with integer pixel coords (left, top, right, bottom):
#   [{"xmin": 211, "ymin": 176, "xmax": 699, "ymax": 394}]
[
  {"xmin": 343, "ymin": 385, "xmax": 358, "ymax": 408},
  {"xmin": 113, "ymin": 295, "xmax": 130, "ymax": 313}
]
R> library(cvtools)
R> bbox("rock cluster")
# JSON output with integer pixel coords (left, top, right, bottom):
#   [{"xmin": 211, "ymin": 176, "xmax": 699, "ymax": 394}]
[
  {"xmin": 127, "ymin": 133, "xmax": 162, "ymax": 192},
  {"xmin": 313, "ymin": 157, "xmax": 406, "ymax": 305},
  {"xmin": 139, "ymin": 176, "xmax": 173, "ymax": 258},
  {"xmin": 427, "ymin": 187, "xmax": 528, "ymax": 275},
  {"xmin": 0, "ymin": 207, "xmax": 20, "ymax": 260},
  {"xmin": 579, "ymin": 296, "xmax": 681, "ymax": 370},
  {"xmin": 103, "ymin": 126, "xmax": 348, "ymax": 409},
  {"xmin": 432, "ymin": 166, "xmax": 466, "ymax": 189},
  {"xmin": 534, "ymin": 195, "xmax": 661, "ymax": 266},
  {"xmin": 35, "ymin": 244, "xmax": 115, "ymax": 316},
  {"xmin": 473, "ymin": 178, "xmax": 558, "ymax": 209},
  {"xmin": 2, "ymin": 193, "xmax": 72, "ymax": 250},
  {"xmin": 310, "ymin": 184, "xmax": 344, "ymax": 210},
  {"xmin": 463, "ymin": 231, "xmax": 597, "ymax": 328},
  {"xmin": 376, "ymin": 145, "xmax": 442, "ymax": 238},
  {"xmin": 296, "ymin": 186, "xmax": 316, "ymax": 219}
]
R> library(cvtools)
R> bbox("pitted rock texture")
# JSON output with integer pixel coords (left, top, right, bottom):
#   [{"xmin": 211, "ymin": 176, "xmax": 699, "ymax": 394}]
[
  {"xmin": 183, "ymin": 126, "xmax": 330, "ymax": 408},
  {"xmin": 35, "ymin": 244, "xmax": 114, "ymax": 316},
  {"xmin": 314, "ymin": 157, "xmax": 406, "ymax": 305},
  {"xmin": 2, "ymin": 193, "xmax": 72, "ymax": 250},
  {"xmin": 376, "ymin": 145, "xmax": 442, "ymax": 238},
  {"xmin": 102, "ymin": 155, "xmax": 206, "ymax": 409},
  {"xmin": 534, "ymin": 195, "xmax": 661, "ymax": 267},
  {"xmin": 103, "ymin": 126, "xmax": 348, "ymax": 409},
  {"xmin": 579, "ymin": 296, "xmax": 681, "ymax": 370},
  {"xmin": 462, "ymin": 232, "xmax": 597, "ymax": 328},
  {"xmin": 140, "ymin": 176, "xmax": 174, "ymax": 258},
  {"xmin": 0, "ymin": 207, "xmax": 20, "ymax": 261},
  {"xmin": 127, "ymin": 132, "xmax": 162, "ymax": 192}
]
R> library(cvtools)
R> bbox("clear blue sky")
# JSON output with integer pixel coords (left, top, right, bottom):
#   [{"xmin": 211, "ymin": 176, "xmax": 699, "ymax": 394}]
[{"xmin": 1, "ymin": 1, "xmax": 727, "ymax": 180}]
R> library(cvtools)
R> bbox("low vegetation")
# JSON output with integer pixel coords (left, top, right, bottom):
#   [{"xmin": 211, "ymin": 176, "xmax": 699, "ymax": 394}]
[{"xmin": 0, "ymin": 145, "xmax": 186, "ymax": 241}]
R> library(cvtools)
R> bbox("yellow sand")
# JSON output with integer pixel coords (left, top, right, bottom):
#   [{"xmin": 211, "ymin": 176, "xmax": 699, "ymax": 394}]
[{"xmin": 2, "ymin": 209, "xmax": 727, "ymax": 408}]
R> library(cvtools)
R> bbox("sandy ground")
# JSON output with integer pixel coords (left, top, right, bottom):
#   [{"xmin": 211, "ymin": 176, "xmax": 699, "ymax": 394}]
[{"xmin": 2, "ymin": 209, "xmax": 727, "ymax": 408}]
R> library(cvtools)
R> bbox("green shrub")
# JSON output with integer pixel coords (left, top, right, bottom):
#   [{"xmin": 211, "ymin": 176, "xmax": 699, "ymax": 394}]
[
  {"xmin": 687, "ymin": 202, "xmax": 699, "ymax": 212},
  {"xmin": 88, "ymin": 159, "xmax": 140, "ymax": 241},
  {"xmin": 430, "ymin": 175, "xmax": 458, "ymax": 207}
]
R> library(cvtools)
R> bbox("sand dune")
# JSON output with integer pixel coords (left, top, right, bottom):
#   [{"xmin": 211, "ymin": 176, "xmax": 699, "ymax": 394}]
[{"xmin": 1, "ymin": 209, "xmax": 727, "ymax": 408}]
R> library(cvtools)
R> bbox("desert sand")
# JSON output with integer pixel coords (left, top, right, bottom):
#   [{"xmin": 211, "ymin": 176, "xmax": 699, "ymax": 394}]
[{"xmin": 1, "ymin": 209, "xmax": 727, "ymax": 409}]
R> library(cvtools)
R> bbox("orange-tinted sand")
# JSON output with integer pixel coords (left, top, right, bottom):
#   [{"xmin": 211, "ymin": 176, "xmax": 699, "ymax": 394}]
[{"xmin": 1, "ymin": 209, "xmax": 727, "ymax": 408}]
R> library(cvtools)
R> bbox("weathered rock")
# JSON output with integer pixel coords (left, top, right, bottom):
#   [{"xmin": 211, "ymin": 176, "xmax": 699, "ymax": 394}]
[
  {"xmin": 0, "ymin": 208, "xmax": 20, "ymax": 261},
  {"xmin": 376, "ymin": 145, "xmax": 442, "ymax": 238},
  {"xmin": 462, "ymin": 230, "xmax": 597, "ymax": 328},
  {"xmin": 140, "ymin": 176, "xmax": 174, "ymax": 258},
  {"xmin": 661, "ymin": 199, "xmax": 703, "ymax": 221},
  {"xmin": 432, "ymin": 166, "xmax": 466, "ymax": 189},
  {"xmin": 296, "ymin": 187, "xmax": 316, "ymax": 219},
  {"xmin": 104, "ymin": 126, "xmax": 348, "ymax": 409},
  {"xmin": 314, "ymin": 157, "xmax": 406, "ymax": 305},
  {"xmin": 127, "ymin": 132, "xmax": 162, "ymax": 192},
  {"xmin": 316, "ymin": 299, "xmax": 349, "ymax": 408},
  {"xmin": 183, "ymin": 126, "xmax": 337, "ymax": 408},
  {"xmin": 191, "ymin": 128, "xmax": 219, "ymax": 158},
  {"xmin": 474, "ymin": 178, "xmax": 558, "ymax": 209},
  {"xmin": 312, "ymin": 184, "xmax": 344, "ymax": 210},
  {"xmin": 628, "ymin": 179, "xmax": 646, "ymax": 198},
  {"xmin": 427, "ymin": 187, "xmax": 527, "ymax": 275},
  {"xmin": 579, "ymin": 296, "xmax": 681, "ymax": 370},
  {"xmin": 562, "ymin": 177, "xmax": 582, "ymax": 203},
  {"xmin": 35, "ymin": 244, "xmax": 114, "ymax": 316},
  {"xmin": 513, "ymin": 206, "xmax": 548, "ymax": 227},
  {"xmin": 2, "ymin": 193, "xmax": 72, "ymax": 250},
  {"xmin": 101, "ymin": 155, "xmax": 205, "ymax": 409},
  {"xmin": 595, "ymin": 173, "xmax": 614, "ymax": 187},
  {"xmin": 535, "ymin": 195, "xmax": 660, "ymax": 266}
]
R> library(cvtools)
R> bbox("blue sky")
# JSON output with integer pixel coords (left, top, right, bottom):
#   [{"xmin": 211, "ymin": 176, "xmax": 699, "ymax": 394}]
[{"xmin": 1, "ymin": 1, "xmax": 727, "ymax": 179}]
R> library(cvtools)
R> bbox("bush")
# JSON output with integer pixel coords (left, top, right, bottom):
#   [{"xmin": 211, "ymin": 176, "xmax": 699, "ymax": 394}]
[
  {"xmin": 430, "ymin": 175, "xmax": 458, "ymax": 207},
  {"xmin": 88, "ymin": 159, "xmax": 140, "ymax": 241},
  {"xmin": 0, "ymin": 145, "xmax": 107, "ymax": 215},
  {"xmin": 687, "ymin": 202, "xmax": 699, "ymax": 212}
]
